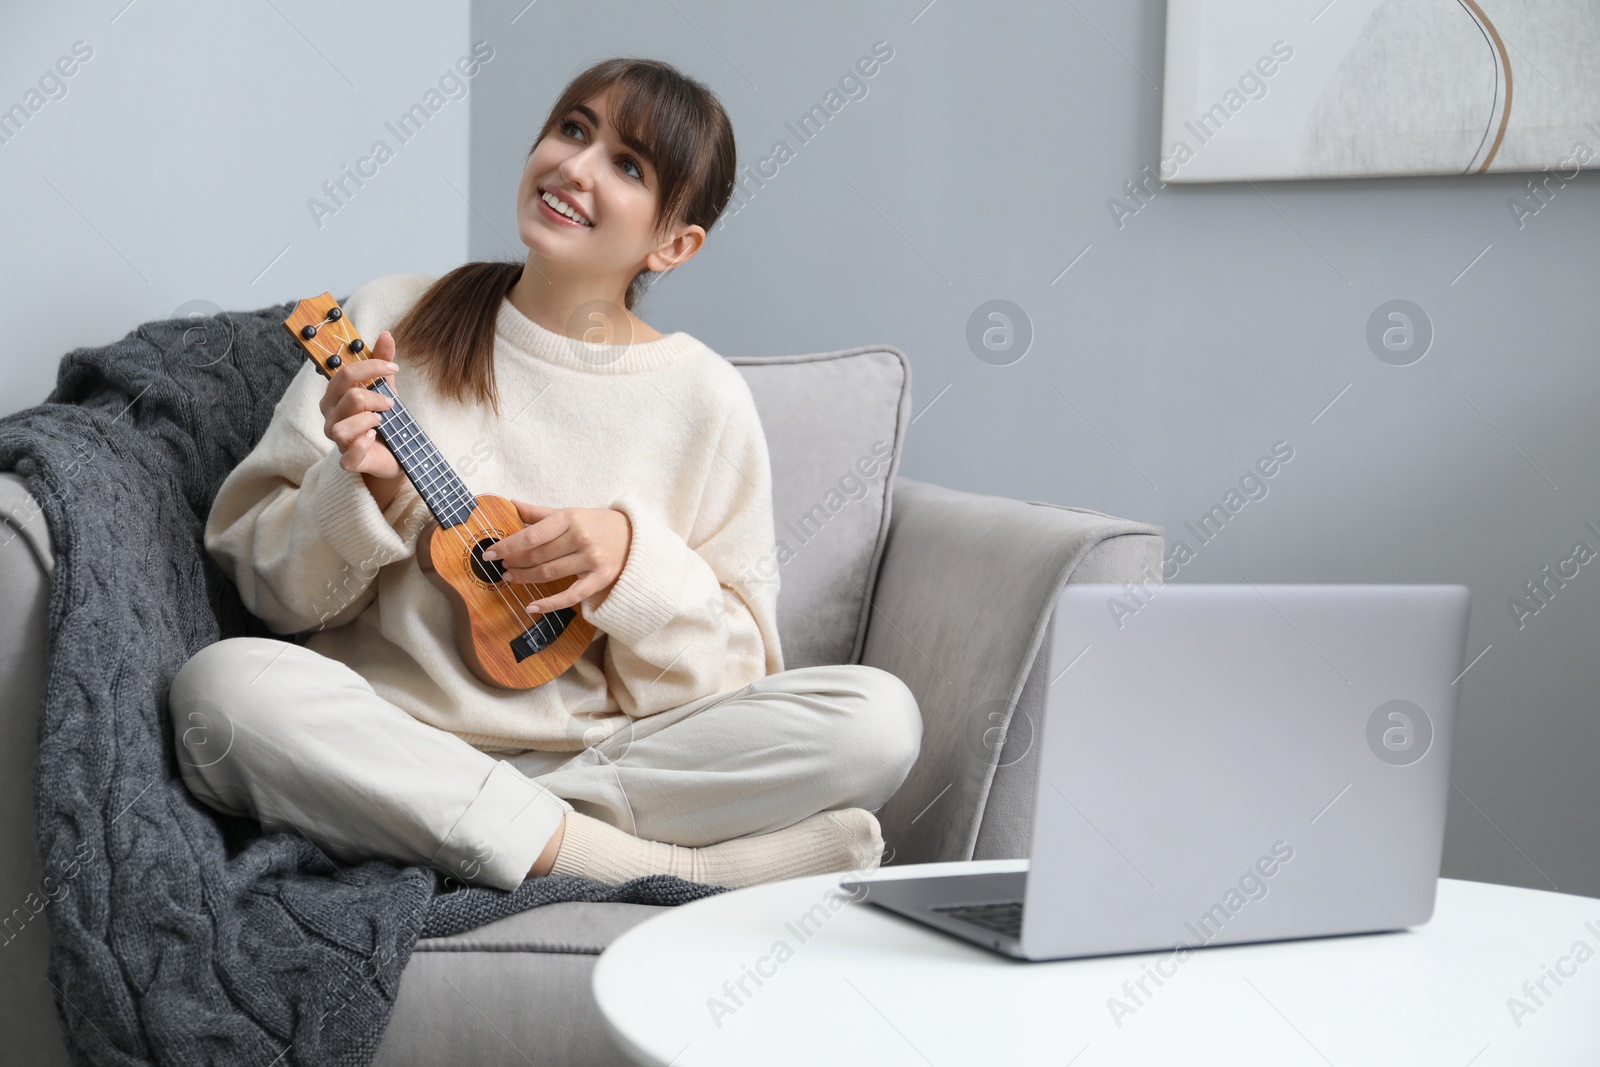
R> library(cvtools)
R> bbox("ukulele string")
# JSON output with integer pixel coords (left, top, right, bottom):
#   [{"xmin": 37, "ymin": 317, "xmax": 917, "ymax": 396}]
[{"xmin": 309, "ymin": 310, "xmax": 556, "ymax": 645}]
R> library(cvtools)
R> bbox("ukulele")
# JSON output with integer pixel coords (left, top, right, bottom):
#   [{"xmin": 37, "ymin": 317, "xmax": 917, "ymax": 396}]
[{"xmin": 283, "ymin": 292, "xmax": 597, "ymax": 689}]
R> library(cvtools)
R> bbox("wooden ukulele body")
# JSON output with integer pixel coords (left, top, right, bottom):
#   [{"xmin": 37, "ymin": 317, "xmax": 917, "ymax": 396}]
[{"xmin": 414, "ymin": 492, "xmax": 598, "ymax": 689}]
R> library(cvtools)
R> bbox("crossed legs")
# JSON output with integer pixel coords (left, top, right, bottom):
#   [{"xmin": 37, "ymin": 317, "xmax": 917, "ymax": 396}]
[{"xmin": 170, "ymin": 637, "xmax": 922, "ymax": 890}]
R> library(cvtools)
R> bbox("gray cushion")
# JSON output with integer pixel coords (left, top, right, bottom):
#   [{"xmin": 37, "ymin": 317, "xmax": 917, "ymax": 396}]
[
  {"xmin": 728, "ymin": 347, "xmax": 909, "ymax": 670},
  {"xmin": 375, "ymin": 902, "xmax": 666, "ymax": 1067}
]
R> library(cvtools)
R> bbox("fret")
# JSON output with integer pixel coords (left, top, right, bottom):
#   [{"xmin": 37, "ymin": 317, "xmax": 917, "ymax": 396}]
[
  {"xmin": 369, "ymin": 379, "xmax": 476, "ymax": 528},
  {"xmin": 403, "ymin": 439, "xmax": 474, "ymax": 514},
  {"xmin": 398, "ymin": 448, "xmax": 474, "ymax": 520}
]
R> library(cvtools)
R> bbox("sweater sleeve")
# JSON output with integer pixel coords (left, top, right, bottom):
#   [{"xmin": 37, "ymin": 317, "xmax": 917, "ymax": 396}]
[
  {"xmin": 578, "ymin": 393, "xmax": 785, "ymax": 717},
  {"xmin": 204, "ymin": 286, "xmax": 430, "ymax": 634}
]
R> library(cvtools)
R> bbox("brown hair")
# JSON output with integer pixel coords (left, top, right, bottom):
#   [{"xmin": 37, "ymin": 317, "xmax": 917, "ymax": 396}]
[{"xmin": 387, "ymin": 57, "xmax": 736, "ymax": 415}]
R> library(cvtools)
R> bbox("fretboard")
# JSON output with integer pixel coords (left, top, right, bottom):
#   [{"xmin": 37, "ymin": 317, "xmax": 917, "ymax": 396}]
[{"xmin": 368, "ymin": 378, "xmax": 476, "ymax": 527}]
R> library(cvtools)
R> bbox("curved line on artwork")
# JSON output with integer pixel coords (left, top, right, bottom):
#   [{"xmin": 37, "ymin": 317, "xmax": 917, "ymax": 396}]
[
  {"xmin": 1456, "ymin": 0, "xmax": 1499, "ymax": 173},
  {"xmin": 1457, "ymin": 0, "xmax": 1514, "ymax": 172}
]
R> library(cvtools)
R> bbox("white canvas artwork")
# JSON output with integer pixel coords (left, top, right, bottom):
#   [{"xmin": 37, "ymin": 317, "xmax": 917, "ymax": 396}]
[{"xmin": 1159, "ymin": 0, "xmax": 1600, "ymax": 182}]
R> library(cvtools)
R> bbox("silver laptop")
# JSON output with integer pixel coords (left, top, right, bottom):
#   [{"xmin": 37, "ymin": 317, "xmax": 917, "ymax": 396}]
[{"xmin": 843, "ymin": 583, "xmax": 1471, "ymax": 961}]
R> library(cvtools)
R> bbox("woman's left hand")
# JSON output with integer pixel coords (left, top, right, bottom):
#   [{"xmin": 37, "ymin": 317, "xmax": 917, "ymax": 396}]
[{"xmin": 481, "ymin": 502, "xmax": 632, "ymax": 614}]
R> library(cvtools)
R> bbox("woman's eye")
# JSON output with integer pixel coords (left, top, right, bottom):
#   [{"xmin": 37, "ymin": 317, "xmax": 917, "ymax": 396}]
[{"xmin": 561, "ymin": 117, "xmax": 644, "ymax": 181}]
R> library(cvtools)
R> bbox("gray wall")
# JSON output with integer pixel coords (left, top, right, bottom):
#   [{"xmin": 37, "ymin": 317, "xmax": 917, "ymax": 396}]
[
  {"xmin": 469, "ymin": 0, "xmax": 1599, "ymax": 897},
  {"xmin": 1, "ymin": 0, "xmax": 474, "ymax": 418}
]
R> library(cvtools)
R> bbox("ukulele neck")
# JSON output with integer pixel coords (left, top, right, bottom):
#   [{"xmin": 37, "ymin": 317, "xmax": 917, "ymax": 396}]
[{"xmin": 368, "ymin": 378, "xmax": 476, "ymax": 528}]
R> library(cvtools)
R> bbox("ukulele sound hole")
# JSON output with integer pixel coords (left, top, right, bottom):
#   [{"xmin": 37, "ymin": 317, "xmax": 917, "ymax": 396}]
[{"xmin": 470, "ymin": 538, "xmax": 507, "ymax": 584}]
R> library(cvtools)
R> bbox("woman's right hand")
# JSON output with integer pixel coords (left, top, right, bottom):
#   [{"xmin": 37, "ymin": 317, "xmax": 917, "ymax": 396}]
[{"xmin": 319, "ymin": 329, "xmax": 402, "ymax": 482}]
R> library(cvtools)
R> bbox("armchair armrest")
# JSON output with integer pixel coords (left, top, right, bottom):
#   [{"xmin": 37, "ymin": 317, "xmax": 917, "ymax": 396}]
[
  {"xmin": 861, "ymin": 477, "xmax": 1163, "ymax": 865},
  {"xmin": 0, "ymin": 471, "xmax": 73, "ymax": 1067}
]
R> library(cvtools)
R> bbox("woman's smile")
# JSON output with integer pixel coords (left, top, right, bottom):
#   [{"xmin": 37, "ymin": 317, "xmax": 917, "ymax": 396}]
[{"xmin": 537, "ymin": 186, "xmax": 594, "ymax": 228}]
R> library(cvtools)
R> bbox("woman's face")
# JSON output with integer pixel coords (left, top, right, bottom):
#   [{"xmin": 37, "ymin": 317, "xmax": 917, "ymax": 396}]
[{"xmin": 516, "ymin": 86, "xmax": 698, "ymax": 292}]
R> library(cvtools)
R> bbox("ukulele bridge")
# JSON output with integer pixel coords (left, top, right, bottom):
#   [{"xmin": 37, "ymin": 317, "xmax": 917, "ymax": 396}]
[{"xmin": 510, "ymin": 610, "xmax": 577, "ymax": 661}]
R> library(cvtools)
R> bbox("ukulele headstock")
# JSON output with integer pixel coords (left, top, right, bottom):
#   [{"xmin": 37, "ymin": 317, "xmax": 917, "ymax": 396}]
[{"xmin": 282, "ymin": 292, "xmax": 376, "ymax": 381}]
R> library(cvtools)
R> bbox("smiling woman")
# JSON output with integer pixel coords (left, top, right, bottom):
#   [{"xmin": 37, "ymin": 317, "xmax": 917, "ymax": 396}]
[
  {"xmin": 173, "ymin": 54, "xmax": 921, "ymax": 899},
  {"xmin": 389, "ymin": 57, "xmax": 737, "ymax": 410}
]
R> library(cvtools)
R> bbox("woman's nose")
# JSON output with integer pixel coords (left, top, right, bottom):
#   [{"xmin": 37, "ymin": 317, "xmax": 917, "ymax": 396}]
[{"xmin": 560, "ymin": 148, "xmax": 600, "ymax": 187}]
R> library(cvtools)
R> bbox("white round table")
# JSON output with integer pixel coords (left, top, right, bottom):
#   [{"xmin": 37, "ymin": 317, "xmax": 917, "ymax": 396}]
[{"xmin": 594, "ymin": 859, "xmax": 1600, "ymax": 1066}]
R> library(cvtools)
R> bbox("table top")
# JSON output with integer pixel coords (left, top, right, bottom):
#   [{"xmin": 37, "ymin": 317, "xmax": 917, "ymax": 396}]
[{"xmin": 594, "ymin": 859, "xmax": 1600, "ymax": 1066}]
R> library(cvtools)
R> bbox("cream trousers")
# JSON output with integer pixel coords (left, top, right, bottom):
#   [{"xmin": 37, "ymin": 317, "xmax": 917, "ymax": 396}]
[{"xmin": 169, "ymin": 637, "xmax": 922, "ymax": 891}]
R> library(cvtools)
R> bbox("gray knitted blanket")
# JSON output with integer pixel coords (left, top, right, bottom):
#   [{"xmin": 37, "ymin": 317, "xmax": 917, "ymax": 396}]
[{"xmin": 0, "ymin": 298, "xmax": 727, "ymax": 1066}]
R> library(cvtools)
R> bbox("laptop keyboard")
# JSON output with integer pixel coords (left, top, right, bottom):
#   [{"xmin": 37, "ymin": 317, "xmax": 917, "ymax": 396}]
[{"xmin": 932, "ymin": 900, "xmax": 1024, "ymax": 940}]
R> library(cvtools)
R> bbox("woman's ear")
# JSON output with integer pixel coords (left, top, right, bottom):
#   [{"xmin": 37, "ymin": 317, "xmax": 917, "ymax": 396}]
[{"xmin": 646, "ymin": 224, "xmax": 706, "ymax": 273}]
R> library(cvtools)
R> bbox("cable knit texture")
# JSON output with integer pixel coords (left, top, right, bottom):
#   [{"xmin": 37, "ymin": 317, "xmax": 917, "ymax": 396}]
[
  {"xmin": 204, "ymin": 272, "xmax": 785, "ymax": 753},
  {"xmin": 0, "ymin": 295, "xmax": 728, "ymax": 1067}
]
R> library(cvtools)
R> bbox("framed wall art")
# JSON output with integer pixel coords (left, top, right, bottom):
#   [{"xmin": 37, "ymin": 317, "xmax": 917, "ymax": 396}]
[{"xmin": 1159, "ymin": 0, "xmax": 1600, "ymax": 182}]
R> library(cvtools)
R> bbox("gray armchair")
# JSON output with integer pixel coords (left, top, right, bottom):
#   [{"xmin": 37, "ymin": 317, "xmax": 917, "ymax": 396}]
[{"xmin": 0, "ymin": 343, "xmax": 1161, "ymax": 1066}]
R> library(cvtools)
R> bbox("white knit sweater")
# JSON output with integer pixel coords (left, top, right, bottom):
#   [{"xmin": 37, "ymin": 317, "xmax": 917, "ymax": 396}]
[{"xmin": 205, "ymin": 272, "xmax": 784, "ymax": 752}]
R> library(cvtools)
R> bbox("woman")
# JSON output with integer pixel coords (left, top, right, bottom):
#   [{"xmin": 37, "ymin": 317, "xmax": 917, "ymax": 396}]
[{"xmin": 169, "ymin": 57, "xmax": 922, "ymax": 892}]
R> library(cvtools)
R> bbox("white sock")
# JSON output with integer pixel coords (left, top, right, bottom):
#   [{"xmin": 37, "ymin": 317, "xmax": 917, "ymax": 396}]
[{"xmin": 548, "ymin": 808, "xmax": 883, "ymax": 888}]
